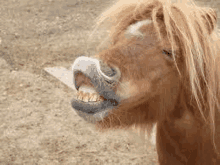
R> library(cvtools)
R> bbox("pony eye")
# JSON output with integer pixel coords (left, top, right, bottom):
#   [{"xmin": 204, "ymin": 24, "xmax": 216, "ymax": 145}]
[{"xmin": 162, "ymin": 49, "xmax": 173, "ymax": 58}]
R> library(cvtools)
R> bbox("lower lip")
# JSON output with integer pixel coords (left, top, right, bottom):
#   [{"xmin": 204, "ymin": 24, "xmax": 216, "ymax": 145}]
[
  {"xmin": 73, "ymin": 108, "xmax": 109, "ymax": 123},
  {"xmin": 71, "ymin": 98, "xmax": 118, "ymax": 123}
]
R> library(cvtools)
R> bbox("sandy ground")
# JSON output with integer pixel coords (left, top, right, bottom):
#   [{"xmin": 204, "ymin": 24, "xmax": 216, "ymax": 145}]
[{"xmin": 0, "ymin": 0, "xmax": 219, "ymax": 164}]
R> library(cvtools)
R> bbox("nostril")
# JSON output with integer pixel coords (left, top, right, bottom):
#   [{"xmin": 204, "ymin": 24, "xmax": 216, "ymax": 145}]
[
  {"xmin": 98, "ymin": 61, "xmax": 121, "ymax": 84},
  {"xmin": 100, "ymin": 61, "xmax": 116, "ymax": 77}
]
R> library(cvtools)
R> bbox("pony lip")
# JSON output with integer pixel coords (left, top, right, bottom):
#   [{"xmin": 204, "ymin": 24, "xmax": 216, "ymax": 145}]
[
  {"xmin": 71, "ymin": 56, "xmax": 120, "ymax": 122},
  {"xmin": 71, "ymin": 92, "xmax": 119, "ymax": 123},
  {"xmin": 71, "ymin": 99, "xmax": 112, "ymax": 123}
]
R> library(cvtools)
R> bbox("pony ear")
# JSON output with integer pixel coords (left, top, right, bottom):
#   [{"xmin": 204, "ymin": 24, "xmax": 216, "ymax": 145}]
[{"xmin": 202, "ymin": 8, "xmax": 217, "ymax": 34}]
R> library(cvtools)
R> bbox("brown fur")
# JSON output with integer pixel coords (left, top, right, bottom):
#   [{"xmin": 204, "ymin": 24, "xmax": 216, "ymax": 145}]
[{"xmin": 88, "ymin": 0, "xmax": 220, "ymax": 164}]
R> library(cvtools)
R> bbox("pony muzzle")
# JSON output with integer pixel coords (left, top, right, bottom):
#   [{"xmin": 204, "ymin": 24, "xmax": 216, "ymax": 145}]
[{"xmin": 71, "ymin": 56, "xmax": 121, "ymax": 123}]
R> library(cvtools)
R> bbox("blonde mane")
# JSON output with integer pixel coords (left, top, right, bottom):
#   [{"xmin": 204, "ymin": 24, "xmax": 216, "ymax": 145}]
[{"xmin": 94, "ymin": 0, "xmax": 220, "ymax": 142}]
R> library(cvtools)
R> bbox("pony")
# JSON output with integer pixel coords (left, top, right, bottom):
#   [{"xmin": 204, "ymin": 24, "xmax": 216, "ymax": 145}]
[{"xmin": 71, "ymin": 0, "xmax": 220, "ymax": 164}]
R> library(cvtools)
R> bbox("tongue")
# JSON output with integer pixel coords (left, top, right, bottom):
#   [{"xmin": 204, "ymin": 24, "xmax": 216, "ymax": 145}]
[{"xmin": 79, "ymin": 85, "xmax": 97, "ymax": 94}]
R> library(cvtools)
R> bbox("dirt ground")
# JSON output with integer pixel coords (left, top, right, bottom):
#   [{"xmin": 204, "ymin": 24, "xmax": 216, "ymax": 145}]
[{"xmin": 0, "ymin": 0, "xmax": 219, "ymax": 165}]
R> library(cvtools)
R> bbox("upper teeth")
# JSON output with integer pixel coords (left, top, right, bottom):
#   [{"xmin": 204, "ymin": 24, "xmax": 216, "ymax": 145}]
[{"xmin": 76, "ymin": 85, "xmax": 103, "ymax": 102}]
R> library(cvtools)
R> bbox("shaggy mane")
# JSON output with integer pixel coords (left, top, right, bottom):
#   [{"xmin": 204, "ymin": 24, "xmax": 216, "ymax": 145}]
[{"xmin": 94, "ymin": 0, "xmax": 220, "ymax": 143}]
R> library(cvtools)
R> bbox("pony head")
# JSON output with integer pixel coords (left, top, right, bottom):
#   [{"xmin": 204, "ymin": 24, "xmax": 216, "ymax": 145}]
[{"xmin": 72, "ymin": 0, "xmax": 220, "ymax": 163}]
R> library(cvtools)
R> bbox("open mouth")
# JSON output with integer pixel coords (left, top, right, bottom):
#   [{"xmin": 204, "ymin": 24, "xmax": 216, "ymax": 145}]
[{"xmin": 71, "ymin": 56, "xmax": 121, "ymax": 123}]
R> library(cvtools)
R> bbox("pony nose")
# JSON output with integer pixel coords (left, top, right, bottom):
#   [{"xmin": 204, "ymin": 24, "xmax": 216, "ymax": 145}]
[{"xmin": 72, "ymin": 56, "xmax": 121, "ymax": 90}]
